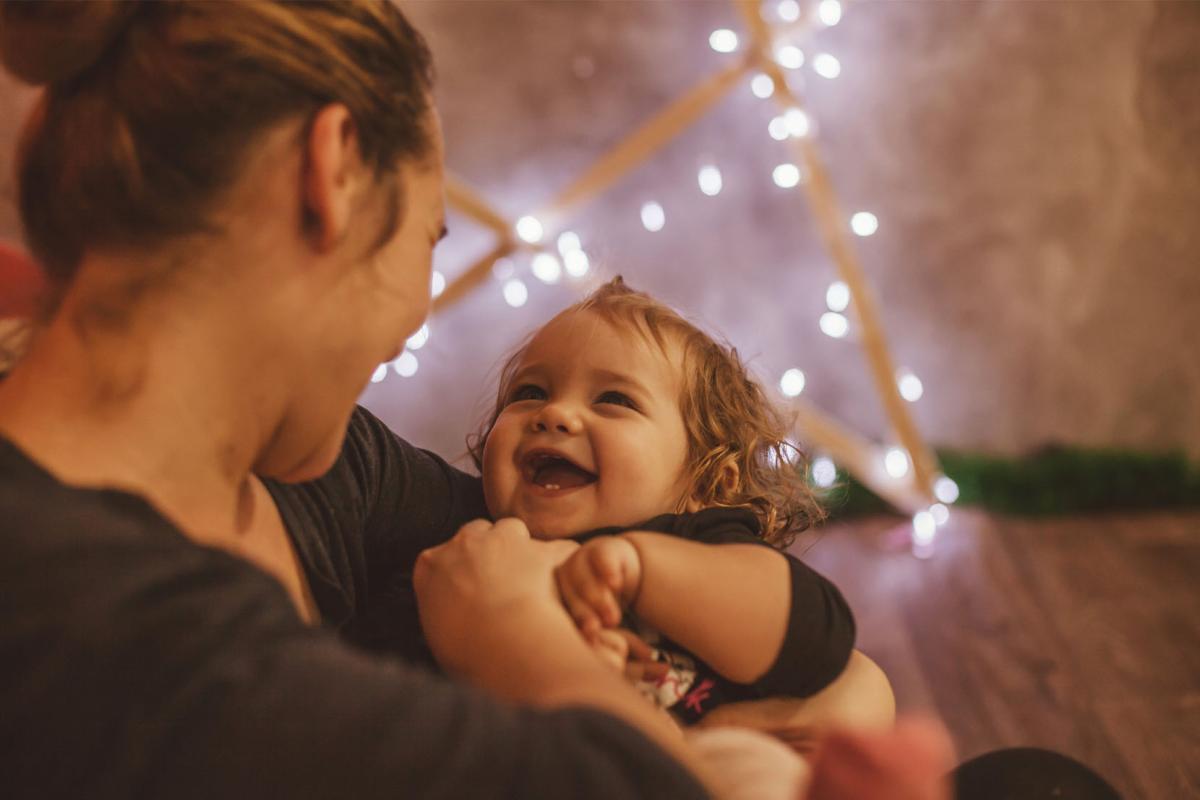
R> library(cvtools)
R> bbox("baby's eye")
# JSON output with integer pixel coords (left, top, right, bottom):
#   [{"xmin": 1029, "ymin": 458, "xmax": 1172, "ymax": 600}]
[
  {"xmin": 508, "ymin": 384, "xmax": 546, "ymax": 403},
  {"xmin": 596, "ymin": 390, "xmax": 638, "ymax": 411}
]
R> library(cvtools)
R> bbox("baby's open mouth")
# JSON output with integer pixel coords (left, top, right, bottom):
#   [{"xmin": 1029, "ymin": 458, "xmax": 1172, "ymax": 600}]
[{"xmin": 521, "ymin": 451, "xmax": 598, "ymax": 491}]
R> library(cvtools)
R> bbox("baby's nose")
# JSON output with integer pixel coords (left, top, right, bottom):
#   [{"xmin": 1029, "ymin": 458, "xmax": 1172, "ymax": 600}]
[{"xmin": 531, "ymin": 403, "xmax": 583, "ymax": 434}]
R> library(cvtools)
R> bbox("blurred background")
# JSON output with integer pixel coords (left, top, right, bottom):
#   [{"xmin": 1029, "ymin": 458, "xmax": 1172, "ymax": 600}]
[{"xmin": 2, "ymin": 1, "xmax": 1197, "ymax": 796}]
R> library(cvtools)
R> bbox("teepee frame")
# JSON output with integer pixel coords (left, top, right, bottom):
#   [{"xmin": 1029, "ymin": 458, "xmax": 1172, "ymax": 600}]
[{"xmin": 431, "ymin": 0, "xmax": 939, "ymax": 514}]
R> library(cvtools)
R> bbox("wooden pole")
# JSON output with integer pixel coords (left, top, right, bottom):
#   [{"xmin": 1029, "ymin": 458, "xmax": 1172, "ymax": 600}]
[{"xmin": 734, "ymin": 0, "xmax": 938, "ymax": 502}]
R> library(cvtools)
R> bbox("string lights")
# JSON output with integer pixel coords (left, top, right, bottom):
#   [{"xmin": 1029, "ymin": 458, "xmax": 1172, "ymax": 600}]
[
  {"xmin": 503, "ymin": 278, "xmax": 529, "ymax": 307},
  {"xmin": 708, "ymin": 29, "xmax": 739, "ymax": 53},
  {"xmin": 392, "ymin": 350, "xmax": 419, "ymax": 377},
  {"xmin": 406, "ymin": 324, "xmax": 430, "ymax": 351},
  {"xmin": 640, "ymin": 201, "xmax": 666, "ymax": 232},
  {"xmin": 884, "ymin": 447, "xmax": 911, "ymax": 479},
  {"xmin": 750, "ymin": 72, "xmax": 775, "ymax": 98},
  {"xmin": 819, "ymin": 311, "xmax": 849, "ymax": 338},
  {"xmin": 515, "ymin": 215, "xmax": 544, "ymax": 244},
  {"xmin": 779, "ymin": 367, "xmax": 806, "ymax": 397},
  {"xmin": 850, "ymin": 211, "xmax": 879, "ymax": 236},
  {"xmin": 812, "ymin": 52, "xmax": 841, "ymax": 79},
  {"xmin": 811, "ymin": 456, "xmax": 837, "ymax": 488},
  {"xmin": 531, "ymin": 252, "xmax": 563, "ymax": 284},
  {"xmin": 772, "ymin": 163, "xmax": 802, "ymax": 188},
  {"xmin": 404, "ymin": 0, "xmax": 954, "ymax": 557},
  {"xmin": 825, "ymin": 280, "xmax": 850, "ymax": 312},
  {"xmin": 698, "ymin": 165, "xmax": 724, "ymax": 196}
]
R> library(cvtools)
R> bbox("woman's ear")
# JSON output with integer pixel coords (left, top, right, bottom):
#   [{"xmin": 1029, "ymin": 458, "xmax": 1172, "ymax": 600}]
[{"xmin": 303, "ymin": 103, "xmax": 364, "ymax": 253}]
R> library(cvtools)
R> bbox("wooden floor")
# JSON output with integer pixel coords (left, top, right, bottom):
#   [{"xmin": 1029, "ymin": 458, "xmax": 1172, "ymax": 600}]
[{"xmin": 793, "ymin": 509, "xmax": 1200, "ymax": 800}]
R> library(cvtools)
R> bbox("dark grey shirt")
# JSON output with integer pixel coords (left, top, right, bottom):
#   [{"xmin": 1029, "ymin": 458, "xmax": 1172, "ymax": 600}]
[{"xmin": 0, "ymin": 407, "xmax": 708, "ymax": 799}]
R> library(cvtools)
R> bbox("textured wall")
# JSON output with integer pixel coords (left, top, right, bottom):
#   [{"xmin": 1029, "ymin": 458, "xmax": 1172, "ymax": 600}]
[{"xmin": 2, "ymin": 1, "xmax": 1197, "ymax": 463}]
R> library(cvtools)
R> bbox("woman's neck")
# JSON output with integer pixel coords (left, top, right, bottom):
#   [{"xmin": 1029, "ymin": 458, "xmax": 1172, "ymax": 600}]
[{"xmin": 0, "ymin": 294, "xmax": 283, "ymax": 542}]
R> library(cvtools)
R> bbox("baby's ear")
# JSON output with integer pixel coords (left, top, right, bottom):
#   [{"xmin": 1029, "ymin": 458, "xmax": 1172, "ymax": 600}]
[
  {"xmin": 718, "ymin": 461, "xmax": 741, "ymax": 496},
  {"xmin": 684, "ymin": 460, "xmax": 741, "ymax": 512}
]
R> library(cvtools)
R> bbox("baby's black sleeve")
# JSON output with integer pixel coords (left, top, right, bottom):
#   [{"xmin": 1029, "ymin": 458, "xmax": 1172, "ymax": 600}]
[
  {"xmin": 669, "ymin": 508, "xmax": 857, "ymax": 698},
  {"xmin": 751, "ymin": 553, "xmax": 856, "ymax": 697}
]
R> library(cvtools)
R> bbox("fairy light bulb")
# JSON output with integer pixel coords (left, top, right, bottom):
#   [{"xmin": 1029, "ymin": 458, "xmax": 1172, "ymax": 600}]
[
  {"xmin": 772, "ymin": 163, "xmax": 801, "ymax": 188},
  {"xmin": 912, "ymin": 510, "xmax": 936, "ymax": 545},
  {"xmin": 563, "ymin": 248, "xmax": 590, "ymax": 278},
  {"xmin": 934, "ymin": 475, "xmax": 960, "ymax": 504},
  {"xmin": 784, "ymin": 108, "xmax": 811, "ymax": 138},
  {"xmin": 817, "ymin": 0, "xmax": 843, "ymax": 26},
  {"xmin": 850, "ymin": 211, "xmax": 879, "ymax": 237},
  {"xmin": 811, "ymin": 456, "xmax": 837, "ymax": 488},
  {"xmin": 430, "ymin": 270, "xmax": 446, "ymax": 298},
  {"xmin": 884, "ymin": 447, "xmax": 910, "ymax": 479},
  {"xmin": 750, "ymin": 73, "xmax": 775, "ymax": 99},
  {"xmin": 503, "ymin": 278, "xmax": 528, "ymax": 308},
  {"xmin": 775, "ymin": 44, "xmax": 804, "ymax": 70},
  {"xmin": 556, "ymin": 231, "xmax": 581, "ymax": 255},
  {"xmin": 370, "ymin": 363, "xmax": 388, "ymax": 384},
  {"xmin": 640, "ymin": 201, "xmax": 666, "ymax": 232},
  {"xmin": 709, "ymin": 29, "xmax": 738, "ymax": 53},
  {"xmin": 819, "ymin": 311, "xmax": 849, "ymax": 338},
  {"xmin": 813, "ymin": 53, "xmax": 841, "ymax": 79},
  {"xmin": 779, "ymin": 368, "xmax": 806, "ymax": 397},
  {"xmin": 698, "ymin": 165, "xmax": 723, "ymax": 196},
  {"xmin": 768, "ymin": 116, "xmax": 790, "ymax": 141},
  {"xmin": 492, "ymin": 257, "xmax": 515, "ymax": 281},
  {"xmin": 392, "ymin": 350, "xmax": 419, "ymax": 378},
  {"xmin": 531, "ymin": 253, "xmax": 562, "ymax": 284},
  {"xmin": 930, "ymin": 503, "xmax": 951, "ymax": 526},
  {"xmin": 777, "ymin": 0, "xmax": 800, "ymax": 22},
  {"xmin": 406, "ymin": 324, "xmax": 430, "ymax": 351},
  {"xmin": 515, "ymin": 215, "xmax": 544, "ymax": 244},
  {"xmin": 897, "ymin": 369, "xmax": 924, "ymax": 402},
  {"xmin": 826, "ymin": 281, "xmax": 850, "ymax": 312}
]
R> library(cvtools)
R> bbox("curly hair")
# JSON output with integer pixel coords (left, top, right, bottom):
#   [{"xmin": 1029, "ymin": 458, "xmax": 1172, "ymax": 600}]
[{"xmin": 468, "ymin": 277, "xmax": 824, "ymax": 548}]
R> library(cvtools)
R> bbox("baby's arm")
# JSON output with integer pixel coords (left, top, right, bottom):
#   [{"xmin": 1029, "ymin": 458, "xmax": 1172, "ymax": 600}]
[
  {"xmin": 556, "ymin": 534, "xmax": 792, "ymax": 681},
  {"xmin": 556, "ymin": 531, "xmax": 856, "ymax": 696}
]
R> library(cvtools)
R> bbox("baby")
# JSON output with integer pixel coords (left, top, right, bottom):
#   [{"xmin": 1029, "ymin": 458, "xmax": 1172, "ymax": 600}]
[{"xmin": 466, "ymin": 277, "xmax": 877, "ymax": 733}]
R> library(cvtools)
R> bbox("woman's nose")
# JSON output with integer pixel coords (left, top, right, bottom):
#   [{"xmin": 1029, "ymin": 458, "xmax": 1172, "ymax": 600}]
[{"xmin": 530, "ymin": 402, "xmax": 583, "ymax": 435}]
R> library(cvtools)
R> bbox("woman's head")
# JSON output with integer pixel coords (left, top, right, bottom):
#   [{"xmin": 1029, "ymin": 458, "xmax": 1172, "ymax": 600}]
[
  {"xmin": 472, "ymin": 278, "xmax": 824, "ymax": 546},
  {"xmin": 0, "ymin": 0, "xmax": 447, "ymax": 481},
  {"xmin": 1, "ymin": 0, "xmax": 436, "ymax": 287}
]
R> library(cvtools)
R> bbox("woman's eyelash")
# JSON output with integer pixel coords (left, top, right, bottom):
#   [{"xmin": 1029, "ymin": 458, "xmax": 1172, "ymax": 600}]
[{"xmin": 596, "ymin": 391, "xmax": 638, "ymax": 410}]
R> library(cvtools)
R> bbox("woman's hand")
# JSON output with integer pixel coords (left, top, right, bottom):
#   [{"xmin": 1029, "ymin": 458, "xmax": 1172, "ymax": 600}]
[
  {"xmin": 554, "ymin": 536, "xmax": 642, "ymax": 637},
  {"xmin": 413, "ymin": 517, "xmax": 576, "ymax": 675}
]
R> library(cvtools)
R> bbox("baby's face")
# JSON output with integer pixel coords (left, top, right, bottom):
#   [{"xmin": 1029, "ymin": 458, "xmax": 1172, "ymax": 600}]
[{"xmin": 482, "ymin": 310, "xmax": 694, "ymax": 540}]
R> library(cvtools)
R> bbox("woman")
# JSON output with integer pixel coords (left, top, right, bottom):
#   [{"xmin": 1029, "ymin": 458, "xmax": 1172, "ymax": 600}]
[{"xmin": 0, "ymin": 1, "xmax": 723, "ymax": 796}]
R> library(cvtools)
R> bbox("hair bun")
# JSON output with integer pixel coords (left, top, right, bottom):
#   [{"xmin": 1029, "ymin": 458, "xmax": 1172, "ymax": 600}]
[{"xmin": 0, "ymin": 0, "xmax": 139, "ymax": 86}]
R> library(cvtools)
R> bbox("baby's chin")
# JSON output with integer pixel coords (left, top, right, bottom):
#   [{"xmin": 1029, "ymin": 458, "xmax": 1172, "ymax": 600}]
[{"xmin": 525, "ymin": 518, "xmax": 588, "ymax": 541}]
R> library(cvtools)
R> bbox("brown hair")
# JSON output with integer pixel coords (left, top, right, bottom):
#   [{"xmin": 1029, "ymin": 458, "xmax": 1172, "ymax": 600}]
[
  {"xmin": 468, "ymin": 277, "xmax": 825, "ymax": 547},
  {"xmin": 0, "ymin": 0, "xmax": 435, "ymax": 299}
]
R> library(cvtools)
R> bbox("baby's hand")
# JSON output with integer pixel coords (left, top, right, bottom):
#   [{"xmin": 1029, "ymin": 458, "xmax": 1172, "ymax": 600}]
[
  {"xmin": 555, "ymin": 536, "xmax": 641, "ymax": 637},
  {"xmin": 588, "ymin": 627, "xmax": 670, "ymax": 682}
]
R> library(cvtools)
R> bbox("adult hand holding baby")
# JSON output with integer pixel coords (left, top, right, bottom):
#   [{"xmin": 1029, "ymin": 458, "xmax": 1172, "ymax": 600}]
[{"xmin": 415, "ymin": 518, "xmax": 578, "ymax": 681}]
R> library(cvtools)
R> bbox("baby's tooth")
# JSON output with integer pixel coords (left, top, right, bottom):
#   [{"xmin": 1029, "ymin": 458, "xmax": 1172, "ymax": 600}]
[{"xmin": 546, "ymin": 484, "xmax": 559, "ymax": 490}]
